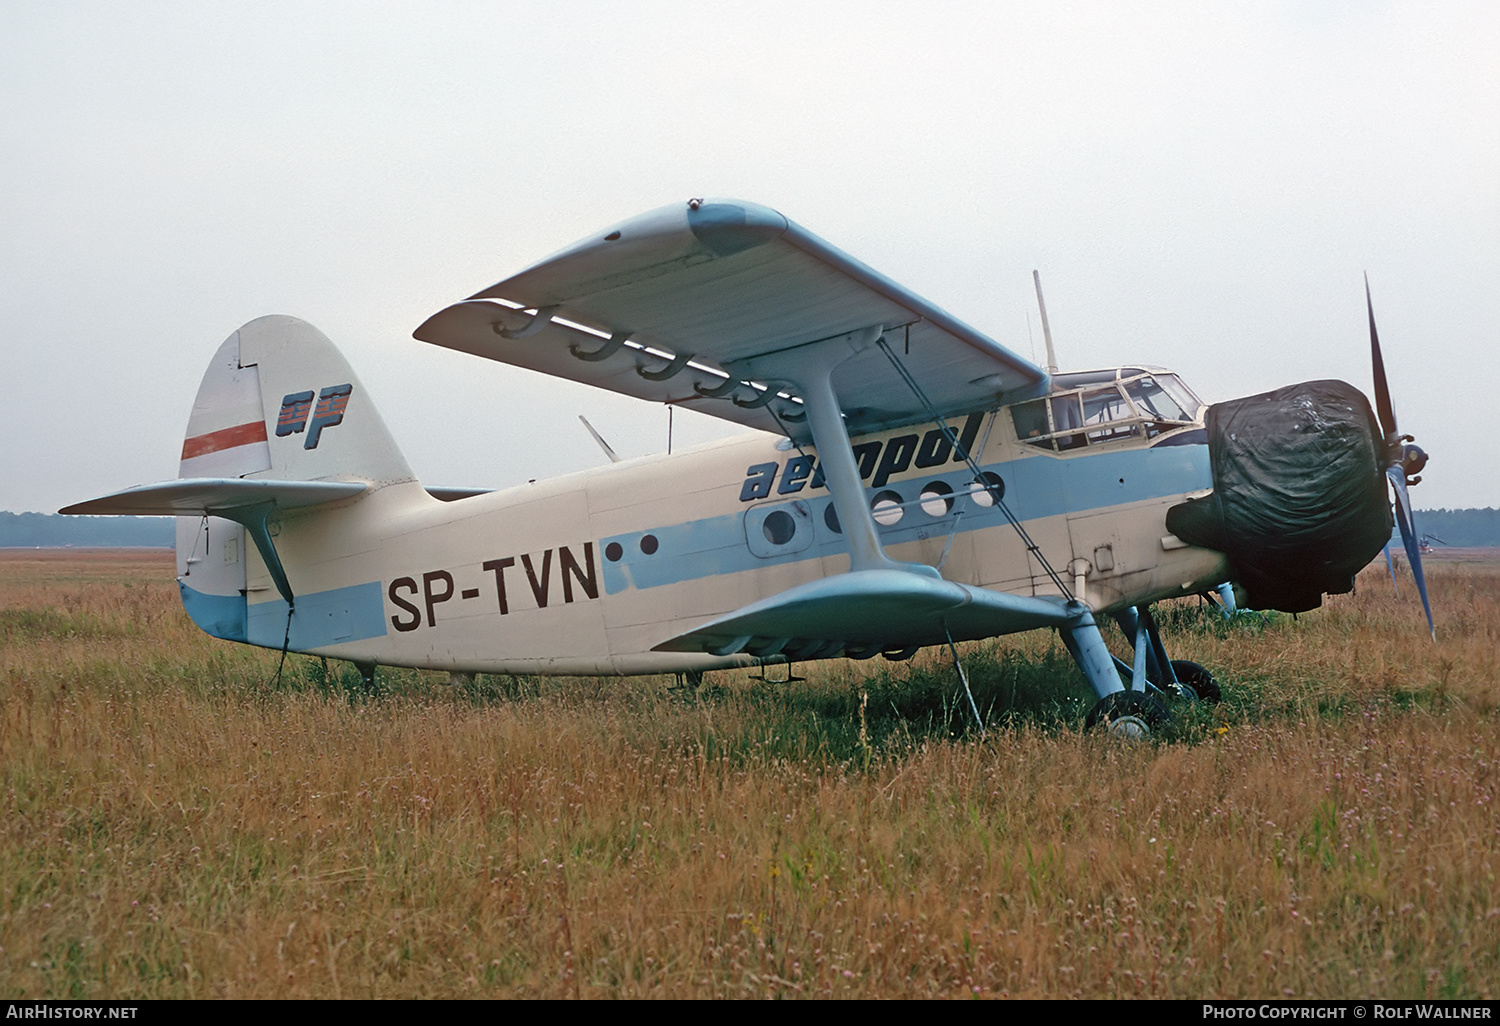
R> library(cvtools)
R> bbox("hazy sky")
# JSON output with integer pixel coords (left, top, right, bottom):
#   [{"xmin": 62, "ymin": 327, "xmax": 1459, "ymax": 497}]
[{"xmin": 4, "ymin": 1, "xmax": 1497, "ymax": 513}]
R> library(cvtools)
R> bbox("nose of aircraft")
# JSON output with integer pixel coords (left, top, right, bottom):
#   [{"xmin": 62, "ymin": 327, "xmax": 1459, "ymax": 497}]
[
  {"xmin": 1166, "ymin": 281, "xmax": 1435, "ymax": 636},
  {"xmin": 1164, "ymin": 378, "xmax": 1392, "ymax": 613}
]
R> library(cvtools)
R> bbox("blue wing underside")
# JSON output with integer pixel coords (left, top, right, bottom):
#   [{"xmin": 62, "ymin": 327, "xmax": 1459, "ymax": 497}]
[{"xmin": 651, "ymin": 570, "xmax": 1076, "ymax": 660}]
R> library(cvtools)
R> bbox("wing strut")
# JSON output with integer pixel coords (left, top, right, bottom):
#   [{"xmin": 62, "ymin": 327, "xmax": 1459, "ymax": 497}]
[
  {"xmin": 873, "ymin": 336, "xmax": 1075, "ymax": 600},
  {"xmin": 736, "ymin": 325, "xmax": 937, "ymax": 578},
  {"xmin": 230, "ymin": 502, "xmax": 297, "ymax": 610}
]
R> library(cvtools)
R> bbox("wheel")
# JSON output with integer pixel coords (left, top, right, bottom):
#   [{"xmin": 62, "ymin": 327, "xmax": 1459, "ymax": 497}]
[
  {"xmin": 1168, "ymin": 660, "xmax": 1221, "ymax": 703},
  {"xmin": 1085, "ymin": 690, "xmax": 1172, "ymax": 740}
]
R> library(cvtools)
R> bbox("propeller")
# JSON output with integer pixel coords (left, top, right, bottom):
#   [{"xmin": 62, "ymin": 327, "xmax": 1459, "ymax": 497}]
[{"xmin": 1366, "ymin": 275, "xmax": 1435, "ymax": 640}]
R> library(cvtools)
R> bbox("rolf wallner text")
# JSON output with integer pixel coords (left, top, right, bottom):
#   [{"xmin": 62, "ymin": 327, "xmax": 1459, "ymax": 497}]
[{"xmin": 1204, "ymin": 1008, "xmax": 1491, "ymax": 1020}]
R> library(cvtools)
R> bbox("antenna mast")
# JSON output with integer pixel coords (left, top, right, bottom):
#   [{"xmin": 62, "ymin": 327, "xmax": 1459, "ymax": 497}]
[
  {"xmin": 578, "ymin": 415, "xmax": 621, "ymax": 463},
  {"xmin": 1033, "ymin": 270, "xmax": 1058, "ymax": 374}
]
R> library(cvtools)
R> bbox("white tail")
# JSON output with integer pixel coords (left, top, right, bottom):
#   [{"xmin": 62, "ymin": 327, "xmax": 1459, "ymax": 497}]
[
  {"xmin": 65, "ymin": 316, "xmax": 420, "ymax": 647},
  {"xmin": 172, "ymin": 316, "xmax": 419, "ymax": 642},
  {"xmin": 180, "ymin": 315, "xmax": 414, "ymax": 486}
]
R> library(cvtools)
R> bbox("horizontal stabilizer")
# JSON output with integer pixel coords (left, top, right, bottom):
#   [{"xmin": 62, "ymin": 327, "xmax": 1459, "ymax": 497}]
[
  {"xmin": 652, "ymin": 569, "xmax": 1077, "ymax": 661},
  {"xmin": 60, "ymin": 478, "xmax": 367, "ymax": 517}
]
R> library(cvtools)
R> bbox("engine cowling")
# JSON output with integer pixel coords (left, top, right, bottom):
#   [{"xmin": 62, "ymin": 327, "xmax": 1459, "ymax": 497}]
[{"xmin": 1165, "ymin": 379, "xmax": 1392, "ymax": 613}]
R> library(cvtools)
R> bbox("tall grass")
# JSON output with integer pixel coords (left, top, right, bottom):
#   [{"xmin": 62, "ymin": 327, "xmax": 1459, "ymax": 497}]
[{"xmin": 1, "ymin": 549, "xmax": 1496, "ymax": 998}]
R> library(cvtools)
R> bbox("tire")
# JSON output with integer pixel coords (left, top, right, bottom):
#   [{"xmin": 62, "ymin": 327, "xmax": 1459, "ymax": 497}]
[
  {"xmin": 1168, "ymin": 660, "xmax": 1221, "ymax": 703},
  {"xmin": 1085, "ymin": 690, "xmax": 1172, "ymax": 740}
]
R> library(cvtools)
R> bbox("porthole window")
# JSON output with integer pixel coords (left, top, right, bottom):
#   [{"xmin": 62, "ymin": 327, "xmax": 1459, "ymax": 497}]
[
  {"xmin": 970, "ymin": 472, "xmax": 1005, "ymax": 508},
  {"xmin": 824, "ymin": 502, "xmax": 842, "ymax": 534},
  {"xmin": 604, "ymin": 542, "xmax": 623, "ymax": 562},
  {"xmin": 762, "ymin": 509, "xmax": 796, "ymax": 546},
  {"xmin": 745, "ymin": 500, "xmax": 813, "ymax": 557},
  {"xmin": 919, "ymin": 481, "xmax": 954, "ymax": 517},
  {"xmin": 640, "ymin": 534, "xmax": 659, "ymax": 555},
  {"xmin": 871, "ymin": 490, "xmax": 903, "ymax": 526}
]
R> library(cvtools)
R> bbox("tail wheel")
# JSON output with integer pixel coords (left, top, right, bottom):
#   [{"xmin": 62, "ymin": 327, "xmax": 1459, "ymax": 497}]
[
  {"xmin": 1085, "ymin": 690, "xmax": 1171, "ymax": 740},
  {"xmin": 1168, "ymin": 660, "xmax": 1222, "ymax": 703}
]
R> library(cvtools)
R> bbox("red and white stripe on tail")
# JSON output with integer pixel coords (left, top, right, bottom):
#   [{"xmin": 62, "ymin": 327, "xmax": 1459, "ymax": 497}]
[{"xmin": 178, "ymin": 329, "xmax": 273, "ymax": 479}]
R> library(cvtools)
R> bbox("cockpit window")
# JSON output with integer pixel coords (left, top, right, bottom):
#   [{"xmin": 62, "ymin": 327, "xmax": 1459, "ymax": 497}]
[
  {"xmin": 1124, "ymin": 376, "xmax": 1190, "ymax": 423},
  {"xmin": 1050, "ymin": 394, "xmax": 1086, "ymax": 450},
  {"xmin": 1155, "ymin": 373, "xmax": 1205, "ymax": 420},
  {"xmin": 1082, "ymin": 387, "xmax": 1140, "ymax": 443},
  {"xmin": 1012, "ymin": 398, "xmax": 1049, "ymax": 443},
  {"xmin": 1013, "ymin": 368, "xmax": 1202, "ymax": 453}
]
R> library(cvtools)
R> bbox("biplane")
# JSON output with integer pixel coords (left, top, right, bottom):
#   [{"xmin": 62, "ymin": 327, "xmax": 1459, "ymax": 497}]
[{"xmin": 63, "ymin": 198, "xmax": 1433, "ymax": 737}]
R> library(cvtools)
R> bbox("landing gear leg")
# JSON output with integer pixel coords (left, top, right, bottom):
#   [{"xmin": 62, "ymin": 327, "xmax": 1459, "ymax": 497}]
[
  {"xmin": 357, "ymin": 662, "xmax": 377, "ymax": 694},
  {"xmin": 1061, "ymin": 613, "xmax": 1127, "ymax": 701},
  {"xmin": 1065, "ymin": 611, "xmax": 1170, "ymax": 738},
  {"xmin": 1112, "ymin": 605, "xmax": 1221, "ymax": 703}
]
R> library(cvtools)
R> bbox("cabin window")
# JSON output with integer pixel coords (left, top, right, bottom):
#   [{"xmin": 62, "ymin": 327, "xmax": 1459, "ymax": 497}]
[
  {"xmin": 970, "ymin": 472, "xmax": 1005, "ymax": 507},
  {"xmin": 920, "ymin": 481, "xmax": 954, "ymax": 517},
  {"xmin": 744, "ymin": 500, "xmax": 814, "ymax": 557},
  {"xmin": 762, "ymin": 510, "xmax": 796, "ymax": 545},
  {"xmin": 871, "ymin": 490, "xmax": 904, "ymax": 526}
]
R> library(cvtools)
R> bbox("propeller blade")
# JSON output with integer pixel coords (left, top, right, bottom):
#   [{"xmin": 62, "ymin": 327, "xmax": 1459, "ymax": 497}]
[
  {"xmin": 1367, "ymin": 274, "xmax": 1398, "ymax": 439},
  {"xmin": 1383, "ymin": 543, "xmax": 1400, "ymax": 597},
  {"xmin": 1387, "ymin": 466, "xmax": 1435, "ymax": 640}
]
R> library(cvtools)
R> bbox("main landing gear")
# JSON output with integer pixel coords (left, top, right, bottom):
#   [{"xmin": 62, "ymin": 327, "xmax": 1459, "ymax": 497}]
[{"xmin": 1061, "ymin": 604, "xmax": 1220, "ymax": 740}]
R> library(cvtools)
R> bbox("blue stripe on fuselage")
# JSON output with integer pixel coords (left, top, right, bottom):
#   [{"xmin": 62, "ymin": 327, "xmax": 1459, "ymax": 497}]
[
  {"xmin": 599, "ymin": 443, "xmax": 1209, "ymax": 595},
  {"xmin": 179, "ymin": 582, "xmax": 248, "ymax": 642},
  {"xmin": 181, "ymin": 580, "xmax": 387, "ymax": 650}
]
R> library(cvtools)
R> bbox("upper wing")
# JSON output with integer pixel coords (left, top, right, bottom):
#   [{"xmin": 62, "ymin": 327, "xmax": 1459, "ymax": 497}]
[{"xmin": 413, "ymin": 199, "xmax": 1050, "ymax": 439}]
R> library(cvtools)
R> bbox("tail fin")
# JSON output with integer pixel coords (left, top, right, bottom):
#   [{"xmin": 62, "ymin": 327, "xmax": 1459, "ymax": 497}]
[
  {"xmin": 181, "ymin": 315, "xmax": 414, "ymax": 486},
  {"xmin": 65, "ymin": 316, "xmax": 416, "ymax": 645},
  {"xmin": 174, "ymin": 316, "xmax": 415, "ymax": 628}
]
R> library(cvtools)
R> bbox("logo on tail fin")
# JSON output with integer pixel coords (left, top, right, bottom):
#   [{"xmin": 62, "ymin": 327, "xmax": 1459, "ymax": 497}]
[{"xmin": 278, "ymin": 384, "xmax": 353, "ymax": 449}]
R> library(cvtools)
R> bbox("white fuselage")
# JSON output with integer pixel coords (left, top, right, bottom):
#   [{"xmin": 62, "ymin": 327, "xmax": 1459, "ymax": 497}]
[{"xmin": 180, "ymin": 403, "xmax": 1228, "ymax": 675}]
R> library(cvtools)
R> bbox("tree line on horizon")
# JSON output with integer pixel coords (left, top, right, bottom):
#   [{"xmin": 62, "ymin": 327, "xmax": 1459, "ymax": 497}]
[{"xmin": 1, "ymin": 512, "xmax": 174, "ymax": 548}]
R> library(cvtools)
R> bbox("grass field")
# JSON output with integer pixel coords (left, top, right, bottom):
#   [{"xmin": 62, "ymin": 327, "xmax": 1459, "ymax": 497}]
[{"xmin": 2, "ymin": 547, "xmax": 1496, "ymax": 999}]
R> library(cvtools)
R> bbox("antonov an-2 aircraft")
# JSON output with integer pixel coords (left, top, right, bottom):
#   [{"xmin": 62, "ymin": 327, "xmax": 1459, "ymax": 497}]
[{"xmin": 65, "ymin": 198, "xmax": 1429, "ymax": 738}]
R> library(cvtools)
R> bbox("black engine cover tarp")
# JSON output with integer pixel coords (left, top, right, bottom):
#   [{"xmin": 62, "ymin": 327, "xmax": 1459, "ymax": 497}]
[{"xmin": 1165, "ymin": 379, "xmax": 1392, "ymax": 613}]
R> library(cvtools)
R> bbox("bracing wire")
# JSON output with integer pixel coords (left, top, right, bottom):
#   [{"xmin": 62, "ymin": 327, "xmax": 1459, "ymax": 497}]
[
  {"xmin": 945, "ymin": 625, "xmax": 985, "ymax": 736},
  {"xmin": 266, "ymin": 601, "xmax": 294, "ymax": 690},
  {"xmin": 874, "ymin": 337, "xmax": 1074, "ymax": 600}
]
